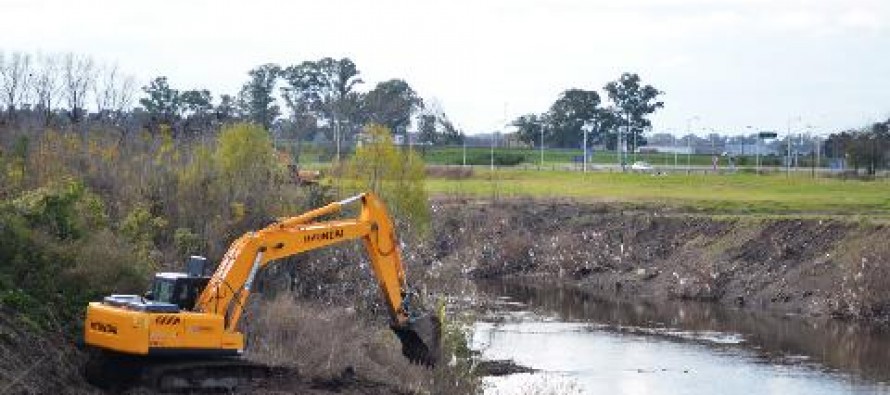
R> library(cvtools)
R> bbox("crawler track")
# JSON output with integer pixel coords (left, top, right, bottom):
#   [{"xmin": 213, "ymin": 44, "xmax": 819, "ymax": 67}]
[{"xmin": 84, "ymin": 349, "xmax": 286, "ymax": 392}]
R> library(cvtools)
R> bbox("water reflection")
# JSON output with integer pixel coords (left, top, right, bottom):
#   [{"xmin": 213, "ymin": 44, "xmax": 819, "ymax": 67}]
[{"xmin": 475, "ymin": 280, "xmax": 890, "ymax": 386}]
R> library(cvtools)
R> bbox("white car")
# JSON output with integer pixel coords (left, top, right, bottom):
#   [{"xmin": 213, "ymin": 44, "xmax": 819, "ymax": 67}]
[{"xmin": 631, "ymin": 161, "xmax": 654, "ymax": 172}]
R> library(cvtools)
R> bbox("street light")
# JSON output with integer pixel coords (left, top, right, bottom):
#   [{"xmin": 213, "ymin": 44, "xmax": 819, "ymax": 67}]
[
  {"xmin": 671, "ymin": 133, "xmax": 677, "ymax": 171},
  {"xmin": 539, "ymin": 121, "xmax": 545, "ymax": 169},
  {"xmin": 745, "ymin": 126, "xmax": 758, "ymax": 173},
  {"xmin": 686, "ymin": 116, "xmax": 700, "ymax": 173},
  {"xmin": 462, "ymin": 132, "xmax": 467, "ymax": 167},
  {"xmin": 490, "ymin": 131, "xmax": 496, "ymax": 172},
  {"xmin": 786, "ymin": 116, "xmax": 801, "ymax": 176},
  {"xmin": 582, "ymin": 122, "xmax": 592, "ymax": 173}
]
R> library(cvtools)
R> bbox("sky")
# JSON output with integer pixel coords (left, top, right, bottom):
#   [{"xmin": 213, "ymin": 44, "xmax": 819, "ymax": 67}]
[{"xmin": 2, "ymin": 0, "xmax": 889, "ymax": 136}]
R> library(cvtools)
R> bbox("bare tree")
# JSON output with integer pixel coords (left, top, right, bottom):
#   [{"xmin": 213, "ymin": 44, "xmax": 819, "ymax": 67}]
[
  {"xmin": 115, "ymin": 75, "xmax": 135, "ymax": 113},
  {"xmin": 32, "ymin": 53, "xmax": 60, "ymax": 124},
  {"xmin": 0, "ymin": 51, "xmax": 34, "ymax": 118},
  {"xmin": 61, "ymin": 53, "xmax": 95, "ymax": 122},
  {"xmin": 93, "ymin": 62, "xmax": 118, "ymax": 117}
]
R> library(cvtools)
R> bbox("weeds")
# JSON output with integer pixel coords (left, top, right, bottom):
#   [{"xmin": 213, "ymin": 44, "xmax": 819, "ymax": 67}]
[{"xmin": 247, "ymin": 294, "xmax": 482, "ymax": 394}]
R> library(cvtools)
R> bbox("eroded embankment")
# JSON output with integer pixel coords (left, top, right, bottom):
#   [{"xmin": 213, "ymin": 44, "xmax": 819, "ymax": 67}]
[{"xmin": 424, "ymin": 199, "xmax": 890, "ymax": 322}]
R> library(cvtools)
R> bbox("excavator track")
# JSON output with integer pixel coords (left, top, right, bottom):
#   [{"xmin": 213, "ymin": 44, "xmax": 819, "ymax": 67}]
[{"xmin": 85, "ymin": 349, "xmax": 285, "ymax": 392}]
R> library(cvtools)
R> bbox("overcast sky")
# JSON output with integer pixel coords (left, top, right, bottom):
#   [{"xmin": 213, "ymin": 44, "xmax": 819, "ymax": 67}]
[{"xmin": 2, "ymin": 0, "xmax": 889, "ymax": 135}]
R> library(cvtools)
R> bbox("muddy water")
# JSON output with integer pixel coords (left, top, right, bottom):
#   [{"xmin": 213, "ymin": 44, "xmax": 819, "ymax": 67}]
[{"xmin": 472, "ymin": 281, "xmax": 890, "ymax": 395}]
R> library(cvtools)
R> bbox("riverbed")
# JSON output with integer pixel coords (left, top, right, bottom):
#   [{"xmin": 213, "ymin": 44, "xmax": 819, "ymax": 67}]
[{"xmin": 472, "ymin": 281, "xmax": 890, "ymax": 395}]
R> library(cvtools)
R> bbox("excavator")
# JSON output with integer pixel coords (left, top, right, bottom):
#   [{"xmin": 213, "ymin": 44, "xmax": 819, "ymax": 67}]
[{"xmin": 82, "ymin": 192, "xmax": 441, "ymax": 391}]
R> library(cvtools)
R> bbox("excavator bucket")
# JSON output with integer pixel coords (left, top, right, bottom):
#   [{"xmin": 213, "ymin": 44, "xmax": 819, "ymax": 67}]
[{"xmin": 392, "ymin": 313, "xmax": 442, "ymax": 367}]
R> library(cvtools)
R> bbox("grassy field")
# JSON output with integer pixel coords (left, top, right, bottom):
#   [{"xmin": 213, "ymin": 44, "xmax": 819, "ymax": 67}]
[
  {"xmin": 425, "ymin": 169, "xmax": 890, "ymax": 215},
  {"xmin": 416, "ymin": 146, "xmax": 802, "ymax": 167},
  {"xmin": 281, "ymin": 142, "xmax": 797, "ymax": 167}
]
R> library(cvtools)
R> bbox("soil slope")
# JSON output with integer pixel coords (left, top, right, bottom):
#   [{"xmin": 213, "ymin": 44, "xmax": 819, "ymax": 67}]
[{"xmin": 425, "ymin": 199, "xmax": 890, "ymax": 321}]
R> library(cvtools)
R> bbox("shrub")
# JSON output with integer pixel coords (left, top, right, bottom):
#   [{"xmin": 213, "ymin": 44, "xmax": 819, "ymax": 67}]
[{"xmin": 344, "ymin": 124, "xmax": 430, "ymax": 235}]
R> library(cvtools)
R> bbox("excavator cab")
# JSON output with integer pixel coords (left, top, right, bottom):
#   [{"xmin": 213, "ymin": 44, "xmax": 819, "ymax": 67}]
[
  {"xmin": 144, "ymin": 273, "xmax": 210, "ymax": 311},
  {"xmin": 143, "ymin": 256, "xmax": 211, "ymax": 311}
]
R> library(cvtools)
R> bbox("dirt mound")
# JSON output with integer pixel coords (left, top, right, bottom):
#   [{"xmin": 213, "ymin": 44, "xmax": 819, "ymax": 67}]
[
  {"xmin": 0, "ymin": 310, "xmax": 97, "ymax": 395},
  {"xmin": 426, "ymin": 199, "xmax": 890, "ymax": 322}
]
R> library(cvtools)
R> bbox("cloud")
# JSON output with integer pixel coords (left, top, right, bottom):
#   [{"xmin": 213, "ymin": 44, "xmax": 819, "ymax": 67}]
[{"xmin": 837, "ymin": 8, "xmax": 884, "ymax": 30}]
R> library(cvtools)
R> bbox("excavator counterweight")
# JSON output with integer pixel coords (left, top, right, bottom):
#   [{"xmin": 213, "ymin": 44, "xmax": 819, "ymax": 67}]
[{"xmin": 83, "ymin": 192, "xmax": 441, "ymax": 391}]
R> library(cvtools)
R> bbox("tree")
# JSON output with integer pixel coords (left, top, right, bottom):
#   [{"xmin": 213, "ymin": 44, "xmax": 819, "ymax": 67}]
[
  {"xmin": 239, "ymin": 64, "xmax": 280, "ymax": 129},
  {"xmin": 546, "ymin": 89, "xmax": 613, "ymax": 149},
  {"xmin": 0, "ymin": 51, "xmax": 33, "ymax": 119},
  {"xmin": 437, "ymin": 113, "xmax": 464, "ymax": 145},
  {"xmin": 215, "ymin": 94, "xmax": 238, "ymax": 124},
  {"xmin": 418, "ymin": 105, "xmax": 464, "ymax": 146},
  {"xmin": 512, "ymin": 114, "xmax": 546, "ymax": 147},
  {"xmin": 92, "ymin": 63, "xmax": 135, "ymax": 122},
  {"xmin": 418, "ymin": 113, "xmax": 437, "ymax": 146},
  {"xmin": 281, "ymin": 58, "xmax": 364, "ymax": 160},
  {"xmin": 604, "ymin": 73, "xmax": 663, "ymax": 153},
  {"xmin": 280, "ymin": 61, "xmax": 326, "ymax": 162},
  {"xmin": 364, "ymin": 79, "xmax": 422, "ymax": 138},
  {"xmin": 61, "ymin": 53, "xmax": 95, "ymax": 123},
  {"xmin": 180, "ymin": 89, "xmax": 213, "ymax": 134},
  {"xmin": 139, "ymin": 76, "xmax": 181, "ymax": 127},
  {"xmin": 213, "ymin": 123, "xmax": 282, "ymax": 217},
  {"xmin": 345, "ymin": 124, "xmax": 429, "ymax": 233},
  {"xmin": 31, "ymin": 54, "xmax": 59, "ymax": 124},
  {"xmin": 316, "ymin": 58, "xmax": 364, "ymax": 147},
  {"xmin": 826, "ymin": 120, "xmax": 890, "ymax": 175}
]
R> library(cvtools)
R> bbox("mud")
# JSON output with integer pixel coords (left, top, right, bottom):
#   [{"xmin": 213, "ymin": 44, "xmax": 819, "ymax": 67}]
[
  {"xmin": 474, "ymin": 359, "xmax": 537, "ymax": 376},
  {"xmin": 424, "ymin": 198, "xmax": 890, "ymax": 322}
]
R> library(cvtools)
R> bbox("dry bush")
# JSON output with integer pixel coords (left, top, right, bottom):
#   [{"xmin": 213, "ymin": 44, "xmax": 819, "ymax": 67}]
[
  {"xmin": 246, "ymin": 294, "xmax": 482, "ymax": 394},
  {"xmin": 246, "ymin": 294, "xmax": 431, "ymax": 392}
]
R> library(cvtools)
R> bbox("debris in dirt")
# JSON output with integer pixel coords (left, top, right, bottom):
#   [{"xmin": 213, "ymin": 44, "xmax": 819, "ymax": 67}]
[
  {"xmin": 429, "ymin": 200, "xmax": 890, "ymax": 321},
  {"xmin": 635, "ymin": 268, "xmax": 659, "ymax": 280},
  {"xmin": 475, "ymin": 359, "xmax": 538, "ymax": 376}
]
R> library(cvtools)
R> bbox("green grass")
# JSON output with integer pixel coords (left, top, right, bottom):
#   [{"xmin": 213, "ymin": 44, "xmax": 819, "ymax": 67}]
[
  {"xmin": 279, "ymin": 142, "xmax": 800, "ymax": 167},
  {"xmin": 425, "ymin": 169, "xmax": 890, "ymax": 215},
  {"xmin": 416, "ymin": 146, "xmax": 793, "ymax": 167}
]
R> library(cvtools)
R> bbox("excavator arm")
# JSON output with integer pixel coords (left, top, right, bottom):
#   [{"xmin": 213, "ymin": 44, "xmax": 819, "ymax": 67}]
[
  {"xmin": 195, "ymin": 193, "xmax": 409, "ymax": 330},
  {"xmin": 194, "ymin": 192, "xmax": 439, "ymax": 365}
]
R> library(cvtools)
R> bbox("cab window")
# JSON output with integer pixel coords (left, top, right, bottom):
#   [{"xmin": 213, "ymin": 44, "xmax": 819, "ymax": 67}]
[{"xmin": 152, "ymin": 279, "xmax": 175, "ymax": 304}]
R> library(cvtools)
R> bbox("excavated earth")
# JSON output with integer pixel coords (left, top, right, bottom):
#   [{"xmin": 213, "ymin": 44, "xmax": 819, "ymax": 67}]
[{"xmin": 423, "ymin": 198, "xmax": 890, "ymax": 322}]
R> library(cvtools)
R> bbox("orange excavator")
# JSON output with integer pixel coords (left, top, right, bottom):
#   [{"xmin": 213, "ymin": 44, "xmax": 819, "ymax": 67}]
[{"xmin": 83, "ymin": 192, "xmax": 441, "ymax": 391}]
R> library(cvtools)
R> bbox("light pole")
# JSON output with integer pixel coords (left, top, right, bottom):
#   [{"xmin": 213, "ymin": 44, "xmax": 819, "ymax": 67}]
[
  {"xmin": 462, "ymin": 133, "xmax": 467, "ymax": 167},
  {"xmin": 786, "ymin": 116, "xmax": 801, "ymax": 177},
  {"xmin": 673, "ymin": 132, "xmax": 678, "ymax": 170},
  {"xmin": 745, "ymin": 125, "xmax": 758, "ymax": 173},
  {"xmin": 686, "ymin": 116, "xmax": 699, "ymax": 173},
  {"xmin": 490, "ymin": 131, "xmax": 495, "ymax": 172},
  {"xmin": 616, "ymin": 124, "xmax": 622, "ymax": 170},
  {"xmin": 539, "ymin": 121, "xmax": 545, "ymax": 169},
  {"xmin": 582, "ymin": 122, "xmax": 591, "ymax": 173}
]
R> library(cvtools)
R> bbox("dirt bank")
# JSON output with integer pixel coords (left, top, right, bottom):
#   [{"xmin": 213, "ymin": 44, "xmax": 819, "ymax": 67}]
[{"xmin": 424, "ymin": 199, "xmax": 890, "ymax": 322}]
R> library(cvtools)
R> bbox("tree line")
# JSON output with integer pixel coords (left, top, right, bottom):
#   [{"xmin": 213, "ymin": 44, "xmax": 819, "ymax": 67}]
[
  {"xmin": 824, "ymin": 119, "xmax": 890, "ymax": 175},
  {"xmin": 0, "ymin": 51, "xmax": 464, "ymax": 157},
  {"xmin": 512, "ymin": 72, "xmax": 664, "ymax": 152}
]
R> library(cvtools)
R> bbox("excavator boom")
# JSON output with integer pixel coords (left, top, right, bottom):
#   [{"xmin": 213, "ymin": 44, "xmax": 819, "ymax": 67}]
[{"xmin": 83, "ymin": 193, "xmax": 440, "ymax": 391}]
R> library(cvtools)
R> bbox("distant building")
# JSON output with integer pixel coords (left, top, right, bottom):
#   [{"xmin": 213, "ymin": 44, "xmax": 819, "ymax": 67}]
[{"xmin": 725, "ymin": 143, "xmax": 779, "ymax": 156}]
